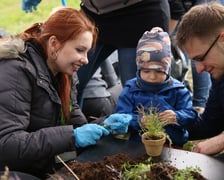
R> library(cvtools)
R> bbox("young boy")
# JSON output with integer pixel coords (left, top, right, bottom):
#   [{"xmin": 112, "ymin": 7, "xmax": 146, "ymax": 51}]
[{"xmin": 104, "ymin": 27, "xmax": 197, "ymax": 146}]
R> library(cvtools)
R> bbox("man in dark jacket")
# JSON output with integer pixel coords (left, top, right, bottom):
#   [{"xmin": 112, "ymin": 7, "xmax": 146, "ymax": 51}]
[{"xmin": 176, "ymin": 2, "xmax": 224, "ymax": 156}]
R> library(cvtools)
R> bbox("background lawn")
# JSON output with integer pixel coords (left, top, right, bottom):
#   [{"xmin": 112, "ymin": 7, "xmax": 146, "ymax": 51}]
[{"xmin": 0, "ymin": 0, "xmax": 80, "ymax": 35}]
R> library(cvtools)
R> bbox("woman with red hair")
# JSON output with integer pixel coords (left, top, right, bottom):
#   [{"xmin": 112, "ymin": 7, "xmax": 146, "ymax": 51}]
[{"xmin": 0, "ymin": 7, "xmax": 113, "ymax": 178}]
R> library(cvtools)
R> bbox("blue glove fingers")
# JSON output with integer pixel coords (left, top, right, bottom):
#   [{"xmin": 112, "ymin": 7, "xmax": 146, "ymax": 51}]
[
  {"xmin": 104, "ymin": 114, "xmax": 121, "ymax": 126},
  {"xmin": 110, "ymin": 117, "xmax": 130, "ymax": 129},
  {"xmin": 98, "ymin": 125, "xmax": 110, "ymax": 136},
  {"xmin": 110, "ymin": 123, "xmax": 128, "ymax": 134},
  {"xmin": 74, "ymin": 124, "xmax": 109, "ymax": 148},
  {"xmin": 90, "ymin": 124, "xmax": 110, "ymax": 137},
  {"xmin": 104, "ymin": 114, "xmax": 132, "ymax": 125},
  {"xmin": 109, "ymin": 121, "xmax": 123, "ymax": 130},
  {"xmin": 104, "ymin": 114, "xmax": 132, "ymax": 134}
]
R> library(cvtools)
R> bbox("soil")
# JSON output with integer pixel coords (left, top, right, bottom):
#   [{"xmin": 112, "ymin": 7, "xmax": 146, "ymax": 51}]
[{"xmin": 51, "ymin": 153, "xmax": 207, "ymax": 180}]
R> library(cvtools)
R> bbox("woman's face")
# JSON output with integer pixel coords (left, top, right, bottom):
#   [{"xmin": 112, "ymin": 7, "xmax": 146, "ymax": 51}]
[
  {"xmin": 140, "ymin": 69, "xmax": 167, "ymax": 83},
  {"xmin": 48, "ymin": 31, "xmax": 93, "ymax": 76}
]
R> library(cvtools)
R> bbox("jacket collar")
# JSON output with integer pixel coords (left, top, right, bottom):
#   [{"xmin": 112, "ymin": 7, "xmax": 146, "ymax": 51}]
[{"xmin": 0, "ymin": 36, "xmax": 26, "ymax": 59}]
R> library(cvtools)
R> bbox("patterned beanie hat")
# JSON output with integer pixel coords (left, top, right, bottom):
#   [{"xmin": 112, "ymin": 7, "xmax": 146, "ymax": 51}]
[{"xmin": 136, "ymin": 27, "xmax": 172, "ymax": 75}]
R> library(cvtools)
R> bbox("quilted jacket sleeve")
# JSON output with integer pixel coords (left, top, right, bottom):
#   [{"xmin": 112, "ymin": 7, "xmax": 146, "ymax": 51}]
[{"xmin": 0, "ymin": 58, "xmax": 75, "ymax": 172}]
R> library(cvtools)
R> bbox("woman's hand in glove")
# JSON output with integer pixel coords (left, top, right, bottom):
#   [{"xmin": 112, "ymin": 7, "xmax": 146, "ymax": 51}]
[{"xmin": 74, "ymin": 124, "xmax": 109, "ymax": 148}]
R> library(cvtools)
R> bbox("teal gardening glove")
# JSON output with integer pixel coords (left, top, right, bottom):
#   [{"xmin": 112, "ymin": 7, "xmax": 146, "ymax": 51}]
[
  {"xmin": 74, "ymin": 124, "xmax": 109, "ymax": 148},
  {"xmin": 104, "ymin": 113, "xmax": 132, "ymax": 134}
]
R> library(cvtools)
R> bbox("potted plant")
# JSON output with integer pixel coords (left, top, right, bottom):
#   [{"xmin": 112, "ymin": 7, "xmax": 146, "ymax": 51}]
[{"xmin": 138, "ymin": 106, "xmax": 173, "ymax": 157}]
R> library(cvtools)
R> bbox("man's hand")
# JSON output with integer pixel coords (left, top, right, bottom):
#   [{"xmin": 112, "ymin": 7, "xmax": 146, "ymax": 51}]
[{"xmin": 193, "ymin": 133, "xmax": 224, "ymax": 155}]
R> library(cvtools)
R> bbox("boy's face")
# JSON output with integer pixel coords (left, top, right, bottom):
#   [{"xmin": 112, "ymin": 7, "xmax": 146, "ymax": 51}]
[{"xmin": 140, "ymin": 69, "xmax": 167, "ymax": 83}]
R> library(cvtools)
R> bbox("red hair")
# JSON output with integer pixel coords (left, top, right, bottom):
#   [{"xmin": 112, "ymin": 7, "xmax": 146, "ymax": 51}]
[{"xmin": 20, "ymin": 8, "xmax": 98, "ymax": 122}]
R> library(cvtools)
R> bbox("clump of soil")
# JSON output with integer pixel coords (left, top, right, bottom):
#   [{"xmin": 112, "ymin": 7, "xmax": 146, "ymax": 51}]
[{"xmin": 54, "ymin": 153, "xmax": 207, "ymax": 180}]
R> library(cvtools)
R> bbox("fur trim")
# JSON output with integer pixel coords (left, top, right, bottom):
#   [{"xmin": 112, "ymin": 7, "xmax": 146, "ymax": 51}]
[{"xmin": 0, "ymin": 36, "xmax": 26, "ymax": 59}]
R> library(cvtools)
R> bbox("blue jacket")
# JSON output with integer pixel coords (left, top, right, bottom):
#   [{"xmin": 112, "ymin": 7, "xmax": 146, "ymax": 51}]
[
  {"xmin": 115, "ymin": 77, "xmax": 197, "ymax": 146},
  {"xmin": 188, "ymin": 77, "xmax": 224, "ymax": 140}
]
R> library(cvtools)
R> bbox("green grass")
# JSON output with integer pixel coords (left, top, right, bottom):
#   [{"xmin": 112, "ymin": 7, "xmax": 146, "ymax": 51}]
[{"xmin": 0, "ymin": 0, "xmax": 80, "ymax": 35}]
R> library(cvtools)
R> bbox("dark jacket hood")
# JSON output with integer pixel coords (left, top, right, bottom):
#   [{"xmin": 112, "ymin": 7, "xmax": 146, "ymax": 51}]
[{"xmin": 0, "ymin": 36, "xmax": 26, "ymax": 59}]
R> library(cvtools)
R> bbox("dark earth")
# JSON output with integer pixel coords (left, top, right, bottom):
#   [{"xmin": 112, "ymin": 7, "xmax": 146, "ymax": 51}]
[{"xmin": 49, "ymin": 153, "xmax": 207, "ymax": 180}]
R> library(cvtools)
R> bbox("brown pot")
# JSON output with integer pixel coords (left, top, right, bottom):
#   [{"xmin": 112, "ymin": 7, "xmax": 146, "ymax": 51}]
[{"xmin": 141, "ymin": 132, "xmax": 166, "ymax": 157}]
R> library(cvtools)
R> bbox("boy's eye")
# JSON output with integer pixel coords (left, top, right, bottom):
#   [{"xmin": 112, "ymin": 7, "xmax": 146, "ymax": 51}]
[
  {"xmin": 142, "ymin": 70, "xmax": 150, "ymax": 73},
  {"xmin": 157, "ymin": 71, "xmax": 164, "ymax": 74}
]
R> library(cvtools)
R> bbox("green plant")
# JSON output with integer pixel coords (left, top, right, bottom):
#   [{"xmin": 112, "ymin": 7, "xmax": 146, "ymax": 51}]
[
  {"xmin": 122, "ymin": 158, "xmax": 203, "ymax": 180},
  {"xmin": 122, "ymin": 158, "xmax": 152, "ymax": 180},
  {"xmin": 183, "ymin": 141, "xmax": 196, "ymax": 151},
  {"xmin": 174, "ymin": 166, "xmax": 202, "ymax": 180},
  {"xmin": 138, "ymin": 105, "xmax": 174, "ymax": 140}
]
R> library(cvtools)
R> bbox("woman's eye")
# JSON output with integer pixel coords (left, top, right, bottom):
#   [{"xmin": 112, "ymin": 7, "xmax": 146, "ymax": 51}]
[{"xmin": 76, "ymin": 48, "xmax": 84, "ymax": 53}]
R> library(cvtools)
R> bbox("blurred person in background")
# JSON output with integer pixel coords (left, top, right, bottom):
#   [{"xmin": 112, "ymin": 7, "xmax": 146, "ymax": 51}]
[
  {"xmin": 82, "ymin": 58, "xmax": 118, "ymax": 121},
  {"xmin": 76, "ymin": 0, "xmax": 170, "ymax": 105}
]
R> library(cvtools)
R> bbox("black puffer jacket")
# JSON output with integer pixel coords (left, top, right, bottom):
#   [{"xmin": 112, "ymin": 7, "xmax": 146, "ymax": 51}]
[{"xmin": 0, "ymin": 38, "xmax": 87, "ymax": 177}]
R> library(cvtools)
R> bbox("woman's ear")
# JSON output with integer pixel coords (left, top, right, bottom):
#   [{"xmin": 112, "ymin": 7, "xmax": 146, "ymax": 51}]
[
  {"xmin": 47, "ymin": 35, "xmax": 61, "ymax": 61},
  {"xmin": 48, "ymin": 35, "xmax": 60, "ymax": 51}
]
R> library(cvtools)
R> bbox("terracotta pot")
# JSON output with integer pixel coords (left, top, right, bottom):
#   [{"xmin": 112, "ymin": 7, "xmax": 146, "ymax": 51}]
[{"xmin": 141, "ymin": 132, "xmax": 166, "ymax": 157}]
